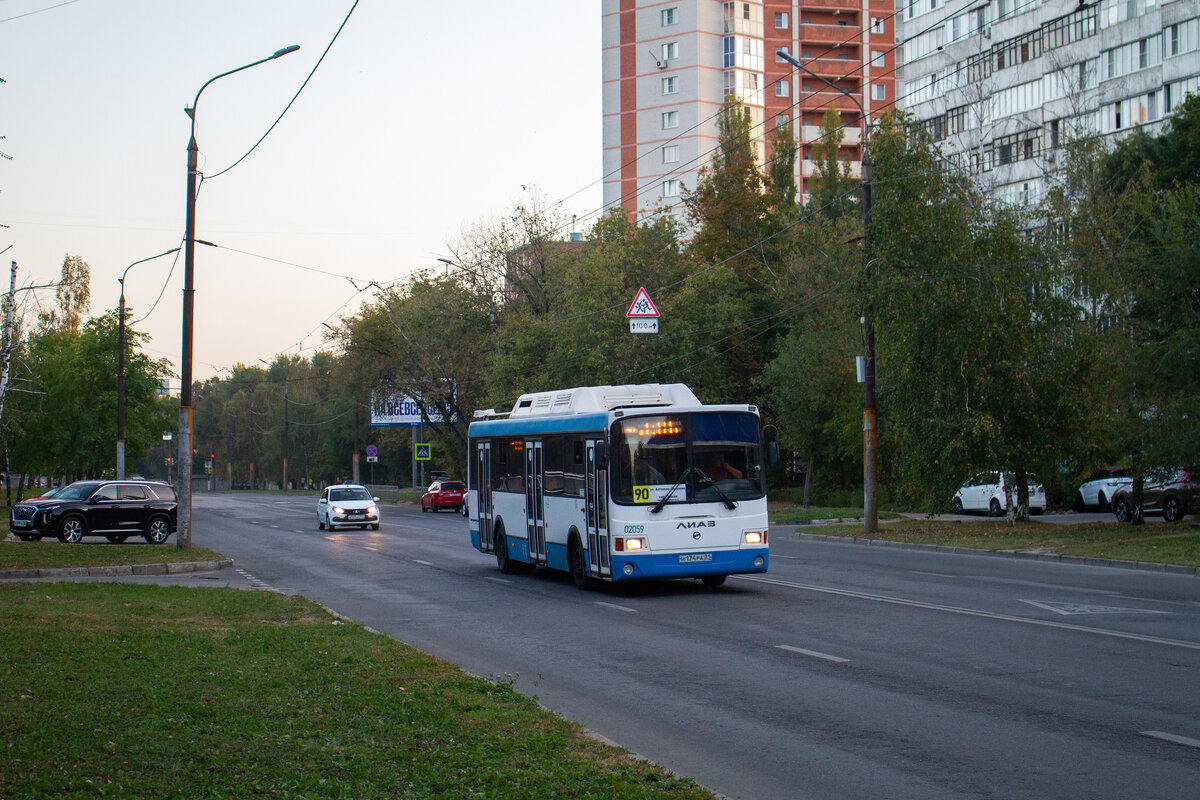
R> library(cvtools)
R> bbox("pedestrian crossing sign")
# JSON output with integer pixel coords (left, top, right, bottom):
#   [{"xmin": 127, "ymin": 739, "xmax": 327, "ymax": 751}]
[{"xmin": 415, "ymin": 443, "xmax": 431, "ymax": 461}]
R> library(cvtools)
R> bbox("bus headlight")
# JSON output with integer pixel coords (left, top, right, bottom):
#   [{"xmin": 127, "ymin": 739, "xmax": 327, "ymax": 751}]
[
  {"xmin": 616, "ymin": 537, "xmax": 646, "ymax": 551},
  {"xmin": 744, "ymin": 530, "xmax": 767, "ymax": 545}
]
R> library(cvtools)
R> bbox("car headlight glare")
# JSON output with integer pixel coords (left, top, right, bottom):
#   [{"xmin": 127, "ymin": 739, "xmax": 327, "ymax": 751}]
[
  {"xmin": 332, "ymin": 506, "xmax": 345, "ymax": 515},
  {"xmin": 744, "ymin": 530, "xmax": 767, "ymax": 545},
  {"xmin": 368, "ymin": 506, "xmax": 378, "ymax": 515}
]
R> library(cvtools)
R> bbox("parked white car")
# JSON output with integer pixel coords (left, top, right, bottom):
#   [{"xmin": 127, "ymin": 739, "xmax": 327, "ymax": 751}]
[
  {"xmin": 1073, "ymin": 466, "xmax": 1132, "ymax": 511},
  {"xmin": 952, "ymin": 471, "xmax": 1047, "ymax": 516}
]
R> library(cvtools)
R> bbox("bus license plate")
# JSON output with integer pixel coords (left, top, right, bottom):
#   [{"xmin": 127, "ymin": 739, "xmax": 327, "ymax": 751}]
[{"xmin": 678, "ymin": 553, "xmax": 713, "ymax": 563}]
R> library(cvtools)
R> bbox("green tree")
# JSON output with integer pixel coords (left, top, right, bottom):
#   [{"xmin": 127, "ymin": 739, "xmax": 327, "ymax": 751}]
[{"xmin": 871, "ymin": 113, "xmax": 1087, "ymax": 517}]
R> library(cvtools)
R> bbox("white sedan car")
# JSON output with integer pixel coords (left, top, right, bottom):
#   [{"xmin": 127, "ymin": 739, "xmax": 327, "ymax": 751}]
[
  {"xmin": 317, "ymin": 484, "xmax": 380, "ymax": 530},
  {"xmin": 953, "ymin": 471, "xmax": 1047, "ymax": 516},
  {"xmin": 1073, "ymin": 466, "xmax": 1132, "ymax": 511}
]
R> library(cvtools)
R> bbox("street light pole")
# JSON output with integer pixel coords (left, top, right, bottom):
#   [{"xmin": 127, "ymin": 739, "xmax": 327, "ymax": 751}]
[
  {"xmin": 178, "ymin": 44, "xmax": 299, "ymax": 549},
  {"xmin": 776, "ymin": 47, "xmax": 877, "ymax": 534},
  {"xmin": 117, "ymin": 247, "xmax": 179, "ymax": 479}
]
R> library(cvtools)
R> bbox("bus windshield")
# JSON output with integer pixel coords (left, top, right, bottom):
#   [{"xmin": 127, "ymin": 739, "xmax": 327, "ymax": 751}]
[{"xmin": 612, "ymin": 412, "xmax": 764, "ymax": 506}]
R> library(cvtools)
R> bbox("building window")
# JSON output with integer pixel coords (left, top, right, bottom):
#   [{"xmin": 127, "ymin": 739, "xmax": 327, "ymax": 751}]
[
  {"xmin": 663, "ymin": 145, "xmax": 679, "ymax": 163},
  {"xmin": 662, "ymin": 76, "xmax": 678, "ymax": 94},
  {"xmin": 776, "ymin": 113, "xmax": 790, "ymax": 128},
  {"xmin": 872, "ymin": 50, "xmax": 885, "ymax": 68},
  {"xmin": 776, "ymin": 47, "xmax": 789, "ymax": 62},
  {"xmin": 663, "ymin": 179, "xmax": 681, "ymax": 198},
  {"xmin": 872, "ymin": 17, "xmax": 885, "ymax": 35},
  {"xmin": 662, "ymin": 110, "xmax": 679, "ymax": 129},
  {"xmin": 662, "ymin": 41, "xmax": 679, "ymax": 61},
  {"xmin": 661, "ymin": 7, "xmax": 677, "ymax": 26},
  {"xmin": 872, "ymin": 84, "xmax": 886, "ymax": 101},
  {"xmin": 776, "ymin": 79, "xmax": 790, "ymax": 97},
  {"xmin": 775, "ymin": 11, "xmax": 789, "ymax": 29}
]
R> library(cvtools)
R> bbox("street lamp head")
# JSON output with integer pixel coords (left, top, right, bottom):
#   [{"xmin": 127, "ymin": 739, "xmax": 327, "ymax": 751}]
[{"xmin": 272, "ymin": 45, "xmax": 300, "ymax": 59}]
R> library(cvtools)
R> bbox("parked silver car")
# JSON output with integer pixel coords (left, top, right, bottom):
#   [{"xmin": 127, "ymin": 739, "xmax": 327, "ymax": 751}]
[{"xmin": 1111, "ymin": 469, "xmax": 1197, "ymax": 522}]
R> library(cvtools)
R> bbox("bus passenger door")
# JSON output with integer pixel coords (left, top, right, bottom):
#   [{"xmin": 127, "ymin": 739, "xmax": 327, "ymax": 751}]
[
  {"xmin": 585, "ymin": 440, "xmax": 611, "ymax": 578},
  {"xmin": 525, "ymin": 441, "xmax": 546, "ymax": 564},
  {"xmin": 476, "ymin": 441, "xmax": 494, "ymax": 553}
]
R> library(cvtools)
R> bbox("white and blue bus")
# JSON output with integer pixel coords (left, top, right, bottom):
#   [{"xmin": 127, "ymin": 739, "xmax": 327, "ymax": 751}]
[{"xmin": 467, "ymin": 384, "xmax": 769, "ymax": 588}]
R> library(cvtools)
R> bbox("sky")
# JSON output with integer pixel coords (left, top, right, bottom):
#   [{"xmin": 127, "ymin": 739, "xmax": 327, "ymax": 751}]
[{"xmin": 0, "ymin": 0, "xmax": 603, "ymax": 382}]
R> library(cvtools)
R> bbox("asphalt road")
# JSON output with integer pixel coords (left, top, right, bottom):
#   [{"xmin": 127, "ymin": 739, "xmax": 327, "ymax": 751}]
[{"xmin": 191, "ymin": 493, "xmax": 1200, "ymax": 800}]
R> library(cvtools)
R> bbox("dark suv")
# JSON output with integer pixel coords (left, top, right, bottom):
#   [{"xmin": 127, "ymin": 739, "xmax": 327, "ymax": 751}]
[{"xmin": 9, "ymin": 479, "xmax": 178, "ymax": 544}]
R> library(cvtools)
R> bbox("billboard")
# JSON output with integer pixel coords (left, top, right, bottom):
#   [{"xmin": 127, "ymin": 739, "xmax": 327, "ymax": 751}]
[{"xmin": 369, "ymin": 392, "xmax": 448, "ymax": 427}]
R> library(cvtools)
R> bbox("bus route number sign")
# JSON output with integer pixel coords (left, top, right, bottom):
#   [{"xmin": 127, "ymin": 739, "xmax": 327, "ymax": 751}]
[{"xmin": 633, "ymin": 484, "xmax": 672, "ymax": 504}]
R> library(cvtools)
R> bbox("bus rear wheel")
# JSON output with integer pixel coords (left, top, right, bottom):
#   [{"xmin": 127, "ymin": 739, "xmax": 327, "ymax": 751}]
[
  {"xmin": 569, "ymin": 534, "xmax": 591, "ymax": 590},
  {"xmin": 701, "ymin": 575, "xmax": 727, "ymax": 587}
]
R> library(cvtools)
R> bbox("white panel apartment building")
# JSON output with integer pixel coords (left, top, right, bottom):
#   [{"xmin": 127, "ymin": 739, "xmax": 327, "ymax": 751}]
[
  {"xmin": 899, "ymin": 0, "xmax": 1200, "ymax": 206},
  {"xmin": 602, "ymin": 1, "xmax": 767, "ymax": 226}
]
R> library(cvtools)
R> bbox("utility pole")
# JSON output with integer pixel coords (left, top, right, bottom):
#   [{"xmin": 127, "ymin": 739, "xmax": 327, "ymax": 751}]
[
  {"xmin": 282, "ymin": 375, "xmax": 289, "ymax": 490},
  {"xmin": 0, "ymin": 261, "xmax": 17, "ymax": 431},
  {"xmin": 777, "ymin": 47, "xmax": 877, "ymax": 534},
  {"xmin": 352, "ymin": 402, "xmax": 360, "ymax": 484}
]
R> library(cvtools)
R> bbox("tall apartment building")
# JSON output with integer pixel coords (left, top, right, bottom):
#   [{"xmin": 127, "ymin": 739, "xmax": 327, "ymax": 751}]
[
  {"xmin": 602, "ymin": 0, "xmax": 898, "ymax": 225},
  {"xmin": 898, "ymin": 0, "xmax": 1200, "ymax": 206}
]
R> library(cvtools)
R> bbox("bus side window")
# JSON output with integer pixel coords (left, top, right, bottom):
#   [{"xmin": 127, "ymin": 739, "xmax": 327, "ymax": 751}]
[
  {"xmin": 543, "ymin": 434, "xmax": 564, "ymax": 496},
  {"xmin": 492, "ymin": 440, "xmax": 506, "ymax": 493},
  {"xmin": 506, "ymin": 439, "xmax": 525, "ymax": 493},
  {"xmin": 564, "ymin": 438, "xmax": 585, "ymax": 498}
]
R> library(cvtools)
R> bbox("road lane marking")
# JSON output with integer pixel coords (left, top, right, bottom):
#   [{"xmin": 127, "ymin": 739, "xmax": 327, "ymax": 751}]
[
  {"xmin": 776, "ymin": 645, "xmax": 850, "ymax": 663},
  {"xmin": 1141, "ymin": 731, "xmax": 1200, "ymax": 750},
  {"xmin": 413, "ymin": 559, "xmax": 434, "ymax": 566},
  {"xmin": 1020, "ymin": 599, "xmax": 1167, "ymax": 616},
  {"xmin": 912, "ymin": 571, "xmax": 1122, "ymax": 596},
  {"xmin": 595, "ymin": 601, "xmax": 638, "ymax": 614},
  {"xmin": 734, "ymin": 575, "xmax": 1200, "ymax": 652},
  {"xmin": 362, "ymin": 546, "xmax": 379, "ymax": 552},
  {"xmin": 485, "ymin": 577, "xmax": 512, "ymax": 584}
]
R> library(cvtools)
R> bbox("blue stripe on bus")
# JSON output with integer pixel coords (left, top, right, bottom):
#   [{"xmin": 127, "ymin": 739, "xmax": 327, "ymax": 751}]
[
  {"xmin": 611, "ymin": 548, "xmax": 768, "ymax": 581},
  {"xmin": 469, "ymin": 413, "xmax": 611, "ymax": 436},
  {"xmin": 472, "ymin": 529, "xmax": 767, "ymax": 582}
]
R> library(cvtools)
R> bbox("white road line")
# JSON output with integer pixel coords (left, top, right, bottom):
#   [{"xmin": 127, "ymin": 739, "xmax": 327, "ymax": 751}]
[
  {"xmin": 362, "ymin": 546, "xmax": 379, "ymax": 552},
  {"xmin": 413, "ymin": 559, "xmax": 434, "ymax": 566},
  {"xmin": 734, "ymin": 575, "xmax": 1200, "ymax": 652},
  {"xmin": 776, "ymin": 644, "xmax": 850, "ymax": 663},
  {"xmin": 1141, "ymin": 731, "xmax": 1200, "ymax": 750},
  {"xmin": 485, "ymin": 577, "xmax": 512, "ymax": 584},
  {"xmin": 595, "ymin": 601, "xmax": 638, "ymax": 613}
]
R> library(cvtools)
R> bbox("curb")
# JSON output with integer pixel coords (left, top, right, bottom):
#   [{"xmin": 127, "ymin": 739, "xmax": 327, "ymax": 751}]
[
  {"xmin": 0, "ymin": 558, "xmax": 235, "ymax": 580},
  {"xmin": 776, "ymin": 529, "xmax": 1200, "ymax": 577}
]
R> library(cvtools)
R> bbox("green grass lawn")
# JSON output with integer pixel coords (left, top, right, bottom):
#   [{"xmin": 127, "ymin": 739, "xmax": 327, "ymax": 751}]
[
  {"xmin": 769, "ymin": 503, "xmax": 902, "ymax": 524},
  {"xmin": 0, "ymin": 582, "xmax": 716, "ymax": 799},
  {"xmin": 0, "ymin": 540, "xmax": 227, "ymax": 570},
  {"xmin": 790, "ymin": 517, "xmax": 1200, "ymax": 567}
]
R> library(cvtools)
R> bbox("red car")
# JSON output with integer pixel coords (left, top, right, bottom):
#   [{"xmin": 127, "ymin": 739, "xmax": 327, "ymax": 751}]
[{"xmin": 421, "ymin": 480, "xmax": 465, "ymax": 513}]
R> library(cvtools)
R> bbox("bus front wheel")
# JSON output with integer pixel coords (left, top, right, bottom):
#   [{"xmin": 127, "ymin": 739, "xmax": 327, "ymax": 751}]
[
  {"xmin": 495, "ymin": 527, "xmax": 518, "ymax": 575},
  {"xmin": 569, "ymin": 535, "xmax": 592, "ymax": 590}
]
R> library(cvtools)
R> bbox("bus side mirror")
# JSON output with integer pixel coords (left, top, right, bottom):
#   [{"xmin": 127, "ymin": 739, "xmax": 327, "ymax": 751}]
[
  {"xmin": 594, "ymin": 441, "xmax": 608, "ymax": 470},
  {"xmin": 767, "ymin": 442, "xmax": 779, "ymax": 467}
]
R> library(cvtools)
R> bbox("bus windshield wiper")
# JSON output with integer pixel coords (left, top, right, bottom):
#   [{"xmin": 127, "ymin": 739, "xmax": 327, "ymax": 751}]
[
  {"xmin": 697, "ymin": 474, "xmax": 738, "ymax": 510},
  {"xmin": 650, "ymin": 467, "xmax": 695, "ymax": 514}
]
